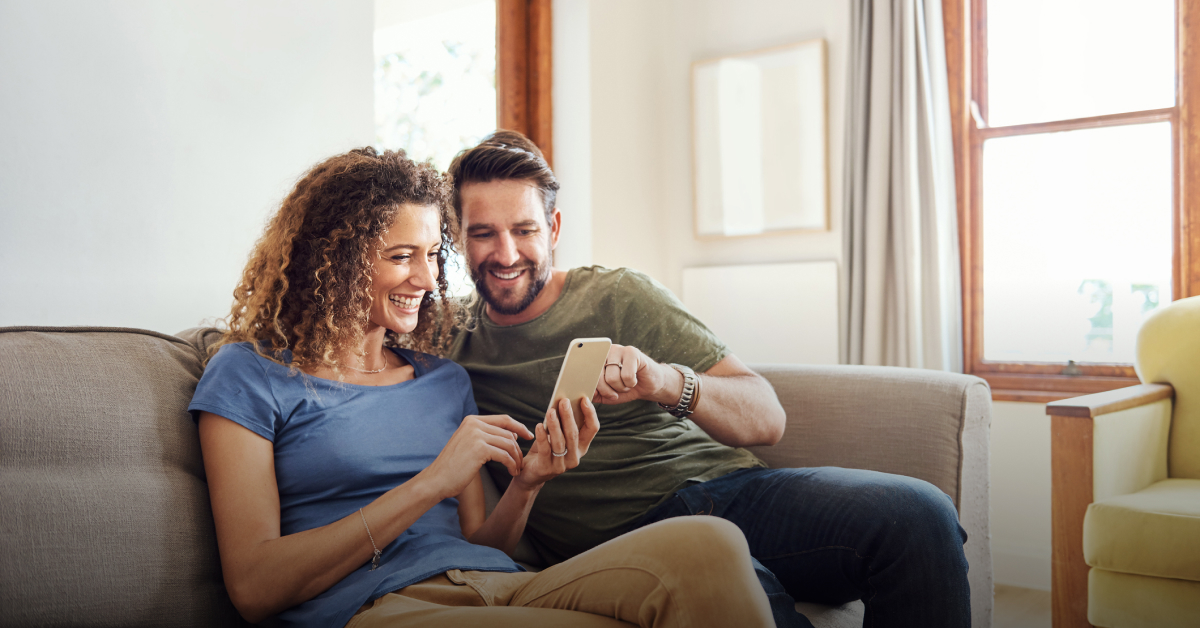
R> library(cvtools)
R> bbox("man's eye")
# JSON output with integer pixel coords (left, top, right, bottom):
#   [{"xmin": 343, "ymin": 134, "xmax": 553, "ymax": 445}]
[
  {"xmin": 469, "ymin": 232, "xmax": 493, "ymax": 239},
  {"xmin": 518, "ymin": 229, "xmax": 537, "ymax": 236}
]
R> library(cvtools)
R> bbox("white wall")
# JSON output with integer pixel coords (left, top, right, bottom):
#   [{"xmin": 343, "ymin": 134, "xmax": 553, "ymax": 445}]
[
  {"xmin": 651, "ymin": 0, "xmax": 847, "ymax": 295},
  {"xmin": 583, "ymin": 0, "xmax": 847, "ymax": 295},
  {"xmin": 586, "ymin": 0, "xmax": 673, "ymax": 280},
  {"xmin": 551, "ymin": 0, "xmax": 593, "ymax": 270},
  {"xmin": 990, "ymin": 400, "xmax": 1053, "ymax": 590},
  {"xmin": 0, "ymin": 0, "xmax": 374, "ymax": 334}
]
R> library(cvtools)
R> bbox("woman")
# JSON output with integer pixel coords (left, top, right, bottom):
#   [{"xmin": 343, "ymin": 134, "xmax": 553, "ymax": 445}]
[{"xmin": 190, "ymin": 147, "xmax": 774, "ymax": 628}]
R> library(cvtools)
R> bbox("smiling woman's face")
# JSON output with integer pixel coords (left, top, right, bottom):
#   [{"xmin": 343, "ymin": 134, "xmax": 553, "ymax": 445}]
[{"xmin": 367, "ymin": 203, "xmax": 442, "ymax": 336}]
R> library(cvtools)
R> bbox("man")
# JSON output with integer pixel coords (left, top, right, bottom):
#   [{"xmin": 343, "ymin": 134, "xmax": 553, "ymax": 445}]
[{"xmin": 446, "ymin": 131, "xmax": 971, "ymax": 628}]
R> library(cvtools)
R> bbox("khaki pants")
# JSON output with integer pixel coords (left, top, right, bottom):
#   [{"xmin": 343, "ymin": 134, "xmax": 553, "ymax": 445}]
[{"xmin": 347, "ymin": 516, "xmax": 775, "ymax": 628}]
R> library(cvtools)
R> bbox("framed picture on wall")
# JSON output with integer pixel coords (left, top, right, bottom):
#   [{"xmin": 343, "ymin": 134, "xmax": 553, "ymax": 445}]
[{"xmin": 692, "ymin": 39, "xmax": 829, "ymax": 238}]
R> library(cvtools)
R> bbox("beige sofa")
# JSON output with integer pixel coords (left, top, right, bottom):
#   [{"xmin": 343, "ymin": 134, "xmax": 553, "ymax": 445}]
[{"xmin": 0, "ymin": 326, "xmax": 993, "ymax": 627}]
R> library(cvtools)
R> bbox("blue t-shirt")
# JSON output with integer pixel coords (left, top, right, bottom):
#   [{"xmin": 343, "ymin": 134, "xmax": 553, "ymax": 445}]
[{"xmin": 189, "ymin": 343, "xmax": 521, "ymax": 628}]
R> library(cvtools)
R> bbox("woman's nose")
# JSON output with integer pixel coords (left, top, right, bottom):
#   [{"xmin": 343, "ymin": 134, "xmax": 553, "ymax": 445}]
[{"xmin": 413, "ymin": 255, "xmax": 438, "ymax": 290}]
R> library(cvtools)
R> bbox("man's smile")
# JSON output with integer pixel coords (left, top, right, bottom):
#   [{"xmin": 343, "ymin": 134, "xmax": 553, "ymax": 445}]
[{"xmin": 490, "ymin": 268, "xmax": 525, "ymax": 281}]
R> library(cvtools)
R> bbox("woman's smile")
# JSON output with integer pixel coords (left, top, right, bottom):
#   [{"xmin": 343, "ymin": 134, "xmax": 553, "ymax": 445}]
[
  {"xmin": 368, "ymin": 202, "xmax": 442, "ymax": 336},
  {"xmin": 388, "ymin": 293, "xmax": 423, "ymax": 312}
]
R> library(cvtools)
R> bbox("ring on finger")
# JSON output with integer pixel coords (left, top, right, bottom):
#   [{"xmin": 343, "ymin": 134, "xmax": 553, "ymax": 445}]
[
  {"xmin": 604, "ymin": 362, "xmax": 622, "ymax": 370},
  {"xmin": 551, "ymin": 447, "xmax": 567, "ymax": 457}
]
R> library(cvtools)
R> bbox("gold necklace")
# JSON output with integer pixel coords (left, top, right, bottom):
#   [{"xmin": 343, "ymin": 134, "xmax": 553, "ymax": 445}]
[{"xmin": 346, "ymin": 353, "xmax": 391, "ymax": 374}]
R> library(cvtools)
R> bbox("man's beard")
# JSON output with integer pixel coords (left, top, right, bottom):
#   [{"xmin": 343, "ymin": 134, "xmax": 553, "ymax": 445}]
[{"xmin": 472, "ymin": 259, "xmax": 551, "ymax": 316}]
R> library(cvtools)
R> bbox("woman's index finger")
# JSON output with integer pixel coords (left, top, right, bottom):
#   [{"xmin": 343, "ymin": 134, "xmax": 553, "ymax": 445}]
[{"xmin": 482, "ymin": 413, "xmax": 533, "ymax": 440}]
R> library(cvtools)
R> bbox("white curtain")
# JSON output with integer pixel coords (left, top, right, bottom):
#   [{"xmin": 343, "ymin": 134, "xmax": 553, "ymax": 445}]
[{"xmin": 842, "ymin": 0, "xmax": 963, "ymax": 371}]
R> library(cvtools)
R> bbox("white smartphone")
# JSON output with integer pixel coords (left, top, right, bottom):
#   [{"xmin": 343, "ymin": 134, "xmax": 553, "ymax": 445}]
[{"xmin": 547, "ymin": 338, "xmax": 612, "ymax": 429}]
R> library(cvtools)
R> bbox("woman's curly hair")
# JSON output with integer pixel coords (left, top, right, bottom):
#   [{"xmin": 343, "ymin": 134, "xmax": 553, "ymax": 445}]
[{"xmin": 212, "ymin": 147, "xmax": 457, "ymax": 371}]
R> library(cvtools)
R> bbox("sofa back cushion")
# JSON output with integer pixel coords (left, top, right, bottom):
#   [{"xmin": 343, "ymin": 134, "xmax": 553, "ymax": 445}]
[
  {"xmin": 0, "ymin": 327, "xmax": 241, "ymax": 627},
  {"xmin": 1136, "ymin": 294, "xmax": 1200, "ymax": 479}
]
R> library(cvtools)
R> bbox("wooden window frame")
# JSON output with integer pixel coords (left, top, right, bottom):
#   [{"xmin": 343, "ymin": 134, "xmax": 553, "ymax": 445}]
[
  {"xmin": 943, "ymin": 0, "xmax": 1200, "ymax": 403},
  {"xmin": 497, "ymin": 0, "xmax": 553, "ymax": 167}
]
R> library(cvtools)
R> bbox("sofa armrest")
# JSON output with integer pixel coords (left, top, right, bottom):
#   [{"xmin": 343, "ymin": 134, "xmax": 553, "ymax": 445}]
[
  {"xmin": 1046, "ymin": 383, "xmax": 1172, "ymax": 418},
  {"xmin": 176, "ymin": 326, "xmax": 225, "ymax": 358},
  {"xmin": 746, "ymin": 364, "xmax": 989, "ymax": 506},
  {"xmin": 747, "ymin": 364, "xmax": 993, "ymax": 628},
  {"xmin": 1044, "ymin": 383, "xmax": 1174, "ymax": 628},
  {"xmin": 1047, "ymin": 384, "xmax": 1173, "ymax": 502}
]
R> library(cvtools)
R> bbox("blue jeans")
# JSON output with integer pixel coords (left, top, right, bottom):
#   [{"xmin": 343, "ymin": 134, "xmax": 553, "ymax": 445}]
[{"xmin": 635, "ymin": 467, "xmax": 971, "ymax": 628}]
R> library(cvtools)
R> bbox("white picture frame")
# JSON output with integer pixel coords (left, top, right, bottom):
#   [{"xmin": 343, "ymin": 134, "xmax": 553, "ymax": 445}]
[{"xmin": 692, "ymin": 39, "xmax": 829, "ymax": 238}]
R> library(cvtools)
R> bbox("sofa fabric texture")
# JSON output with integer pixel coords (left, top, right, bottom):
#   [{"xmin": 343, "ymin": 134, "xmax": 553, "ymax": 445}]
[
  {"xmin": 747, "ymin": 364, "xmax": 970, "ymax": 504},
  {"xmin": 1084, "ymin": 478, "xmax": 1200, "ymax": 582},
  {"xmin": 1088, "ymin": 568, "xmax": 1200, "ymax": 628},
  {"xmin": 747, "ymin": 364, "xmax": 994, "ymax": 628},
  {"xmin": 1091, "ymin": 400, "xmax": 1172, "ymax": 503},
  {"xmin": 2, "ymin": 327, "xmax": 993, "ymax": 628},
  {"xmin": 0, "ymin": 327, "xmax": 242, "ymax": 627},
  {"xmin": 1135, "ymin": 293, "xmax": 1200, "ymax": 479}
]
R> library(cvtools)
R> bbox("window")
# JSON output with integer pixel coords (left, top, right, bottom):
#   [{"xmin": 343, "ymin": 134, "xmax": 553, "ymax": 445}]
[
  {"xmin": 373, "ymin": 0, "xmax": 552, "ymax": 296},
  {"xmin": 944, "ymin": 0, "xmax": 1200, "ymax": 401}
]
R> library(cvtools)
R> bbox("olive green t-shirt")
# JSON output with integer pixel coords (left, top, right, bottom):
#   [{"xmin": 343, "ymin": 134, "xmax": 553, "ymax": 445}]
[{"xmin": 447, "ymin": 266, "xmax": 765, "ymax": 563}]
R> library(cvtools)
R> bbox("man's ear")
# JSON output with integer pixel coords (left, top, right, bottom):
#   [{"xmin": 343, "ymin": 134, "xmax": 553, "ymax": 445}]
[{"xmin": 549, "ymin": 207, "xmax": 562, "ymax": 250}]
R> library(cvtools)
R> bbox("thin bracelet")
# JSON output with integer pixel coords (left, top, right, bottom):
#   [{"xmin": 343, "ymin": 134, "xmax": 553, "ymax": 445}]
[{"xmin": 359, "ymin": 508, "xmax": 382, "ymax": 571}]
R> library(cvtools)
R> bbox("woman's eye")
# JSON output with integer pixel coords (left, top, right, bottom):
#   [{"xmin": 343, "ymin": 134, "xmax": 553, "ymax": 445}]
[{"xmin": 391, "ymin": 255, "xmax": 410, "ymax": 262}]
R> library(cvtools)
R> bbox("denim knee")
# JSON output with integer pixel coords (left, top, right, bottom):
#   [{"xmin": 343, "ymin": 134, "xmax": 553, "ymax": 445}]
[{"xmin": 876, "ymin": 477, "xmax": 968, "ymax": 563}]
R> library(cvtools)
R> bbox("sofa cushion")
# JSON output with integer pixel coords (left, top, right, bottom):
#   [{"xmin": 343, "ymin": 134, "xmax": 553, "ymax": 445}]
[
  {"xmin": 1083, "ymin": 478, "xmax": 1200, "ymax": 582},
  {"xmin": 747, "ymin": 364, "xmax": 975, "ymax": 507},
  {"xmin": 1135, "ymin": 294, "xmax": 1200, "ymax": 479},
  {"xmin": 0, "ymin": 327, "xmax": 241, "ymax": 627},
  {"xmin": 1089, "ymin": 568, "xmax": 1200, "ymax": 628}
]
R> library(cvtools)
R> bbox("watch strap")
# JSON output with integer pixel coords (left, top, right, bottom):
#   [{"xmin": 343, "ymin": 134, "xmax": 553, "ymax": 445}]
[{"xmin": 658, "ymin": 363, "xmax": 698, "ymax": 418}]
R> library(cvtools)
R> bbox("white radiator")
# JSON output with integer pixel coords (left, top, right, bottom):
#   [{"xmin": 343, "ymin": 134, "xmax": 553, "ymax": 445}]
[{"xmin": 681, "ymin": 261, "xmax": 840, "ymax": 365}]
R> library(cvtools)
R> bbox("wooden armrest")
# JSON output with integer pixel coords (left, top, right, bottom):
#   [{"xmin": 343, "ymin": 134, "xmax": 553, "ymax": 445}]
[
  {"xmin": 1045, "ymin": 383, "xmax": 1173, "ymax": 418},
  {"xmin": 1048, "ymin": 381, "xmax": 1173, "ymax": 628}
]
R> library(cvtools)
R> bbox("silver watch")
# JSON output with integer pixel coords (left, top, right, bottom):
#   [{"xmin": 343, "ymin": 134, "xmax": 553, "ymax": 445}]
[{"xmin": 658, "ymin": 363, "xmax": 698, "ymax": 418}]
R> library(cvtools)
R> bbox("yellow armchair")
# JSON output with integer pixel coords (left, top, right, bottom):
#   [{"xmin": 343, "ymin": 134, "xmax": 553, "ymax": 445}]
[{"xmin": 1046, "ymin": 295, "xmax": 1200, "ymax": 628}]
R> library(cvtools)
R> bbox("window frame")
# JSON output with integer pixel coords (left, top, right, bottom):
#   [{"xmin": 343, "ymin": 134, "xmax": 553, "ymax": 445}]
[
  {"xmin": 497, "ymin": 0, "xmax": 553, "ymax": 167},
  {"xmin": 943, "ymin": 0, "xmax": 1200, "ymax": 402}
]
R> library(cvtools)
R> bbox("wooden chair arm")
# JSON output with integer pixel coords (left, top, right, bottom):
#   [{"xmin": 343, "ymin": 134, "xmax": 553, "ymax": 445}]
[
  {"xmin": 1046, "ymin": 383, "xmax": 1174, "ymax": 418},
  {"xmin": 1046, "ymin": 382, "xmax": 1173, "ymax": 628}
]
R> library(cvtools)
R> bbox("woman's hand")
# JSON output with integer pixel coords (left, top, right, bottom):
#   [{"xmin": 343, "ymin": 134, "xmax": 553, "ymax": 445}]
[
  {"xmin": 419, "ymin": 414, "xmax": 533, "ymax": 500},
  {"xmin": 512, "ymin": 397, "xmax": 600, "ymax": 491}
]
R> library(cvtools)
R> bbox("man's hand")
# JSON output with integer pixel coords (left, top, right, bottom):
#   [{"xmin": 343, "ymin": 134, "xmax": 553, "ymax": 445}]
[
  {"xmin": 592, "ymin": 343, "xmax": 685, "ymax": 407},
  {"xmin": 592, "ymin": 347, "xmax": 786, "ymax": 448}
]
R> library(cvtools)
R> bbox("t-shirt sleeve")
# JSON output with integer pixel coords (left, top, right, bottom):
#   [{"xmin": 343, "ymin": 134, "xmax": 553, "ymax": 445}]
[
  {"xmin": 458, "ymin": 364, "xmax": 480, "ymax": 419},
  {"xmin": 611, "ymin": 269, "xmax": 731, "ymax": 374},
  {"xmin": 188, "ymin": 344, "xmax": 283, "ymax": 443}
]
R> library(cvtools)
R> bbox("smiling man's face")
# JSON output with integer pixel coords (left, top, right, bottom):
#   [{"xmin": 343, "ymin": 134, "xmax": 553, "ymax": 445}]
[{"xmin": 459, "ymin": 179, "xmax": 560, "ymax": 318}]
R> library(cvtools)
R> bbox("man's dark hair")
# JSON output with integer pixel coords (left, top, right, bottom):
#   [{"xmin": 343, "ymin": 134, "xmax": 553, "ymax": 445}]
[{"xmin": 447, "ymin": 130, "xmax": 560, "ymax": 226}]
